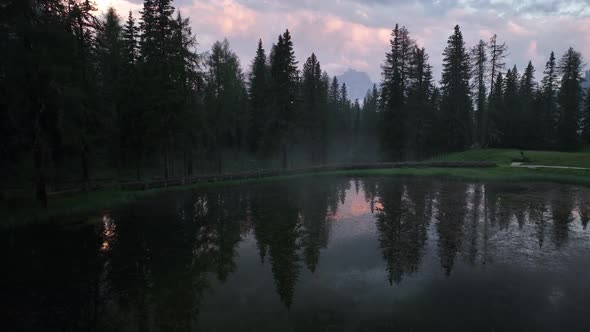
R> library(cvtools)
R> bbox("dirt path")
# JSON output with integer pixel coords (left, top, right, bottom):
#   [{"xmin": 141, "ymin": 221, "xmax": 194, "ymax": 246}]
[{"xmin": 510, "ymin": 162, "xmax": 590, "ymax": 170}]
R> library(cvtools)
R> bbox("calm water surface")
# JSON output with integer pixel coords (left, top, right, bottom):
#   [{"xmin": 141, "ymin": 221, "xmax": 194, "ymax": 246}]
[{"xmin": 2, "ymin": 177, "xmax": 590, "ymax": 331}]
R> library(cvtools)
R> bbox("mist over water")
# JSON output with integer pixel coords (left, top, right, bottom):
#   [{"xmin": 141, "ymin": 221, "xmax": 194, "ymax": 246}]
[{"xmin": 2, "ymin": 177, "xmax": 590, "ymax": 331}]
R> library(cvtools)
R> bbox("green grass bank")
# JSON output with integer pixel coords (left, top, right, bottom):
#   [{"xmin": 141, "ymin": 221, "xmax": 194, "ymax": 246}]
[
  {"xmin": 432, "ymin": 148, "xmax": 590, "ymax": 168},
  {"xmin": 2, "ymin": 148, "xmax": 590, "ymax": 228}
]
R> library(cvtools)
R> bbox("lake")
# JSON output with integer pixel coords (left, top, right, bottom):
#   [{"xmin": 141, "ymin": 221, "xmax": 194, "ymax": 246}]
[{"xmin": 2, "ymin": 177, "xmax": 590, "ymax": 331}]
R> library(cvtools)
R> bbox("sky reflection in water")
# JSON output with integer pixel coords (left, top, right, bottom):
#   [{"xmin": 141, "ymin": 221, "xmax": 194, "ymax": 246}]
[{"xmin": 2, "ymin": 177, "xmax": 590, "ymax": 331}]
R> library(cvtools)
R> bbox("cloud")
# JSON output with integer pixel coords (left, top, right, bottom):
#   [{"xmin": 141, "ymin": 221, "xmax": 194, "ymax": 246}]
[
  {"xmin": 107, "ymin": 0, "xmax": 590, "ymax": 82},
  {"xmin": 94, "ymin": 0, "xmax": 141, "ymax": 15}
]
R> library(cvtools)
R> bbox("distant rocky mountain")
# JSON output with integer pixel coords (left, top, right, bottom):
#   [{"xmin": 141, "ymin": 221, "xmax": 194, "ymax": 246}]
[
  {"xmin": 582, "ymin": 70, "xmax": 590, "ymax": 89},
  {"xmin": 336, "ymin": 69, "xmax": 374, "ymax": 103}
]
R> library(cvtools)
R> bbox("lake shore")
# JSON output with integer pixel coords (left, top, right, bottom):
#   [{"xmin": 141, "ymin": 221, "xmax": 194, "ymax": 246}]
[{"xmin": 2, "ymin": 149, "xmax": 590, "ymax": 228}]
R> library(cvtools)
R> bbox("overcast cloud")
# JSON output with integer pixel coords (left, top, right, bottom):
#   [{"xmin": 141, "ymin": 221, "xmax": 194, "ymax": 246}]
[{"xmin": 98, "ymin": 0, "xmax": 590, "ymax": 82}]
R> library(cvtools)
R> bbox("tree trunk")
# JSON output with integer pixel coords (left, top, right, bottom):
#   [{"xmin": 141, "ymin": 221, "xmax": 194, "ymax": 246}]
[
  {"xmin": 163, "ymin": 144, "xmax": 169, "ymax": 179},
  {"xmin": 282, "ymin": 144, "xmax": 288, "ymax": 169},
  {"xmin": 217, "ymin": 150, "xmax": 222, "ymax": 174},
  {"xmin": 321, "ymin": 138, "xmax": 327, "ymax": 166},
  {"xmin": 81, "ymin": 142, "xmax": 89, "ymax": 191},
  {"xmin": 187, "ymin": 149, "xmax": 193, "ymax": 176},
  {"xmin": 34, "ymin": 141, "xmax": 47, "ymax": 209},
  {"xmin": 136, "ymin": 148, "xmax": 142, "ymax": 180}
]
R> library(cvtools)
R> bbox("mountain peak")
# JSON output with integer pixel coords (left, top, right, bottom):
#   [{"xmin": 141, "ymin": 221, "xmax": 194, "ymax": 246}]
[
  {"xmin": 582, "ymin": 70, "xmax": 590, "ymax": 89},
  {"xmin": 336, "ymin": 69, "xmax": 374, "ymax": 102}
]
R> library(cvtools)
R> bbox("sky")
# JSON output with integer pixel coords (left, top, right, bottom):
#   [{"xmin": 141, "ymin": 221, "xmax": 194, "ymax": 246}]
[{"xmin": 96, "ymin": 0, "xmax": 590, "ymax": 82}]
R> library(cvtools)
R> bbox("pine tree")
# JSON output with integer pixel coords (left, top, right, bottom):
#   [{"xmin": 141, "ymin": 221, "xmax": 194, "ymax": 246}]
[
  {"xmin": 123, "ymin": 11, "xmax": 139, "ymax": 67},
  {"xmin": 439, "ymin": 25, "xmax": 473, "ymax": 151},
  {"xmin": 62, "ymin": 0, "xmax": 100, "ymax": 187},
  {"xmin": 360, "ymin": 84, "xmax": 380, "ymax": 161},
  {"xmin": 362, "ymin": 84, "xmax": 379, "ymax": 135},
  {"xmin": 352, "ymin": 99, "xmax": 361, "ymax": 142},
  {"xmin": 503, "ymin": 66, "xmax": 519, "ymax": 147},
  {"xmin": 406, "ymin": 47, "xmax": 435, "ymax": 158},
  {"xmin": 139, "ymin": 0, "xmax": 177, "ymax": 178},
  {"xmin": 319, "ymin": 71, "xmax": 330, "ymax": 162},
  {"xmin": 340, "ymin": 82, "xmax": 353, "ymax": 147},
  {"xmin": 488, "ymin": 72, "xmax": 505, "ymax": 146},
  {"xmin": 471, "ymin": 40, "xmax": 488, "ymax": 146},
  {"xmin": 519, "ymin": 61, "xmax": 536, "ymax": 148},
  {"xmin": 120, "ymin": 10, "xmax": 145, "ymax": 179},
  {"xmin": 379, "ymin": 24, "xmax": 415, "ymax": 159},
  {"xmin": 556, "ymin": 47, "xmax": 583, "ymax": 150},
  {"xmin": 269, "ymin": 30, "xmax": 299, "ymax": 168},
  {"xmin": 326, "ymin": 76, "xmax": 341, "ymax": 151},
  {"xmin": 171, "ymin": 12, "xmax": 201, "ymax": 176},
  {"xmin": 340, "ymin": 83, "xmax": 350, "ymax": 109},
  {"xmin": 301, "ymin": 53, "xmax": 327, "ymax": 164},
  {"xmin": 539, "ymin": 51, "xmax": 558, "ymax": 147},
  {"xmin": 248, "ymin": 39, "xmax": 269, "ymax": 153},
  {"xmin": 582, "ymin": 88, "xmax": 590, "ymax": 143},
  {"xmin": 329, "ymin": 77, "xmax": 340, "ymax": 105},
  {"xmin": 204, "ymin": 39, "xmax": 249, "ymax": 172},
  {"xmin": 2, "ymin": 0, "xmax": 72, "ymax": 206},
  {"xmin": 488, "ymin": 34, "xmax": 507, "ymax": 99},
  {"xmin": 96, "ymin": 7, "xmax": 124, "ymax": 168}
]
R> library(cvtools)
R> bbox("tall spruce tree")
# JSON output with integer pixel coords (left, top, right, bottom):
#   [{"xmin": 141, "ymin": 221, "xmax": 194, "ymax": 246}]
[
  {"xmin": 539, "ymin": 51, "xmax": 559, "ymax": 147},
  {"xmin": 352, "ymin": 99, "xmax": 361, "ymax": 142},
  {"xmin": 339, "ymin": 82, "xmax": 352, "ymax": 147},
  {"xmin": 503, "ymin": 66, "xmax": 519, "ymax": 147},
  {"xmin": 301, "ymin": 53, "xmax": 327, "ymax": 164},
  {"xmin": 248, "ymin": 39, "xmax": 269, "ymax": 153},
  {"xmin": 471, "ymin": 40, "xmax": 488, "ymax": 146},
  {"xmin": 269, "ymin": 30, "xmax": 299, "ymax": 168},
  {"xmin": 488, "ymin": 72, "xmax": 505, "ymax": 146},
  {"xmin": 96, "ymin": 7, "xmax": 124, "ymax": 169},
  {"xmin": 139, "ymin": 0, "xmax": 176, "ymax": 178},
  {"xmin": 439, "ymin": 25, "xmax": 473, "ymax": 151},
  {"xmin": 582, "ymin": 88, "xmax": 590, "ymax": 143},
  {"xmin": 362, "ymin": 84, "xmax": 379, "ymax": 135},
  {"xmin": 204, "ymin": 39, "xmax": 248, "ymax": 172},
  {"xmin": 406, "ymin": 46, "xmax": 435, "ymax": 158},
  {"xmin": 120, "ymin": 10, "xmax": 145, "ymax": 179},
  {"xmin": 2, "ymin": 0, "xmax": 72, "ymax": 206},
  {"xmin": 65, "ymin": 0, "xmax": 100, "ymax": 186},
  {"xmin": 556, "ymin": 47, "xmax": 583, "ymax": 150},
  {"xmin": 171, "ymin": 12, "xmax": 201, "ymax": 176},
  {"xmin": 359, "ymin": 84, "xmax": 380, "ymax": 161},
  {"xmin": 488, "ymin": 34, "xmax": 507, "ymax": 98},
  {"xmin": 379, "ymin": 24, "xmax": 415, "ymax": 159},
  {"xmin": 486, "ymin": 34, "xmax": 507, "ymax": 146},
  {"xmin": 327, "ymin": 76, "xmax": 341, "ymax": 152},
  {"xmin": 329, "ymin": 77, "xmax": 340, "ymax": 105},
  {"xmin": 519, "ymin": 61, "xmax": 536, "ymax": 148}
]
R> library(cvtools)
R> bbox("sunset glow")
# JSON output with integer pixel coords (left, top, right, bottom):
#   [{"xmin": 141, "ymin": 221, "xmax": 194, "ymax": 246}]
[{"xmin": 101, "ymin": 0, "xmax": 590, "ymax": 80}]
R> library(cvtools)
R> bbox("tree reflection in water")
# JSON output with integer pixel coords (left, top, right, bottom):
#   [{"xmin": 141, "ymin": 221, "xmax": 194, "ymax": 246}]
[
  {"xmin": 375, "ymin": 181, "xmax": 431, "ymax": 284},
  {"xmin": 1, "ymin": 178, "xmax": 589, "ymax": 331}
]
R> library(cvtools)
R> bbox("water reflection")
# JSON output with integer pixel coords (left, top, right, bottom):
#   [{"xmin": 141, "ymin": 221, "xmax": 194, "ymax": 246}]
[
  {"xmin": 376, "ymin": 182, "xmax": 431, "ymax": 284},
  {"xmin": 100, "ymin": 213, "xmax": 116, "ymax": 252},
  {"xmin": 2, "ymin": 178, "xmax": 590, "ymax": 331}
]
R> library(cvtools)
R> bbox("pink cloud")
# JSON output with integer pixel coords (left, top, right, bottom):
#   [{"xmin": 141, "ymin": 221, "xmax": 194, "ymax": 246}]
[
  {"xmin": 108, "ymin": 0, "xmax": 590, "ymax": 82},
  {"xmin": 507, "ymin": 21, "xmax": 530, "ymax": 36},
  {"xmin": 526, "ymin": 41, "xmax": 544, "ymax": 65},
  {"xmin": 478, "ymin": 29, "xmax": 494, "ymax": 40},
  {"xmin": 190, "ymin": 0, "xmax": 258, "ymax": 36}
]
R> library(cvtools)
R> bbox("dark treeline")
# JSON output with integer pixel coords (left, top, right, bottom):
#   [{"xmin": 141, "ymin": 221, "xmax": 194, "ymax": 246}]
[
  {"xmin": 1, "ymin": 0, "xmax": 589, "ymax": 205},
  {"xmin": 379, "ymin": 24, "xmax": 589, "ymax": 157}
]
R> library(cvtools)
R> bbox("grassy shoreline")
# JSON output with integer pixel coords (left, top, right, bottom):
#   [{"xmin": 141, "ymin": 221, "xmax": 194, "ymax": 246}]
[{"xmin": 2, "ymin": 162, "xmax": 590, "ymax": 228}]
